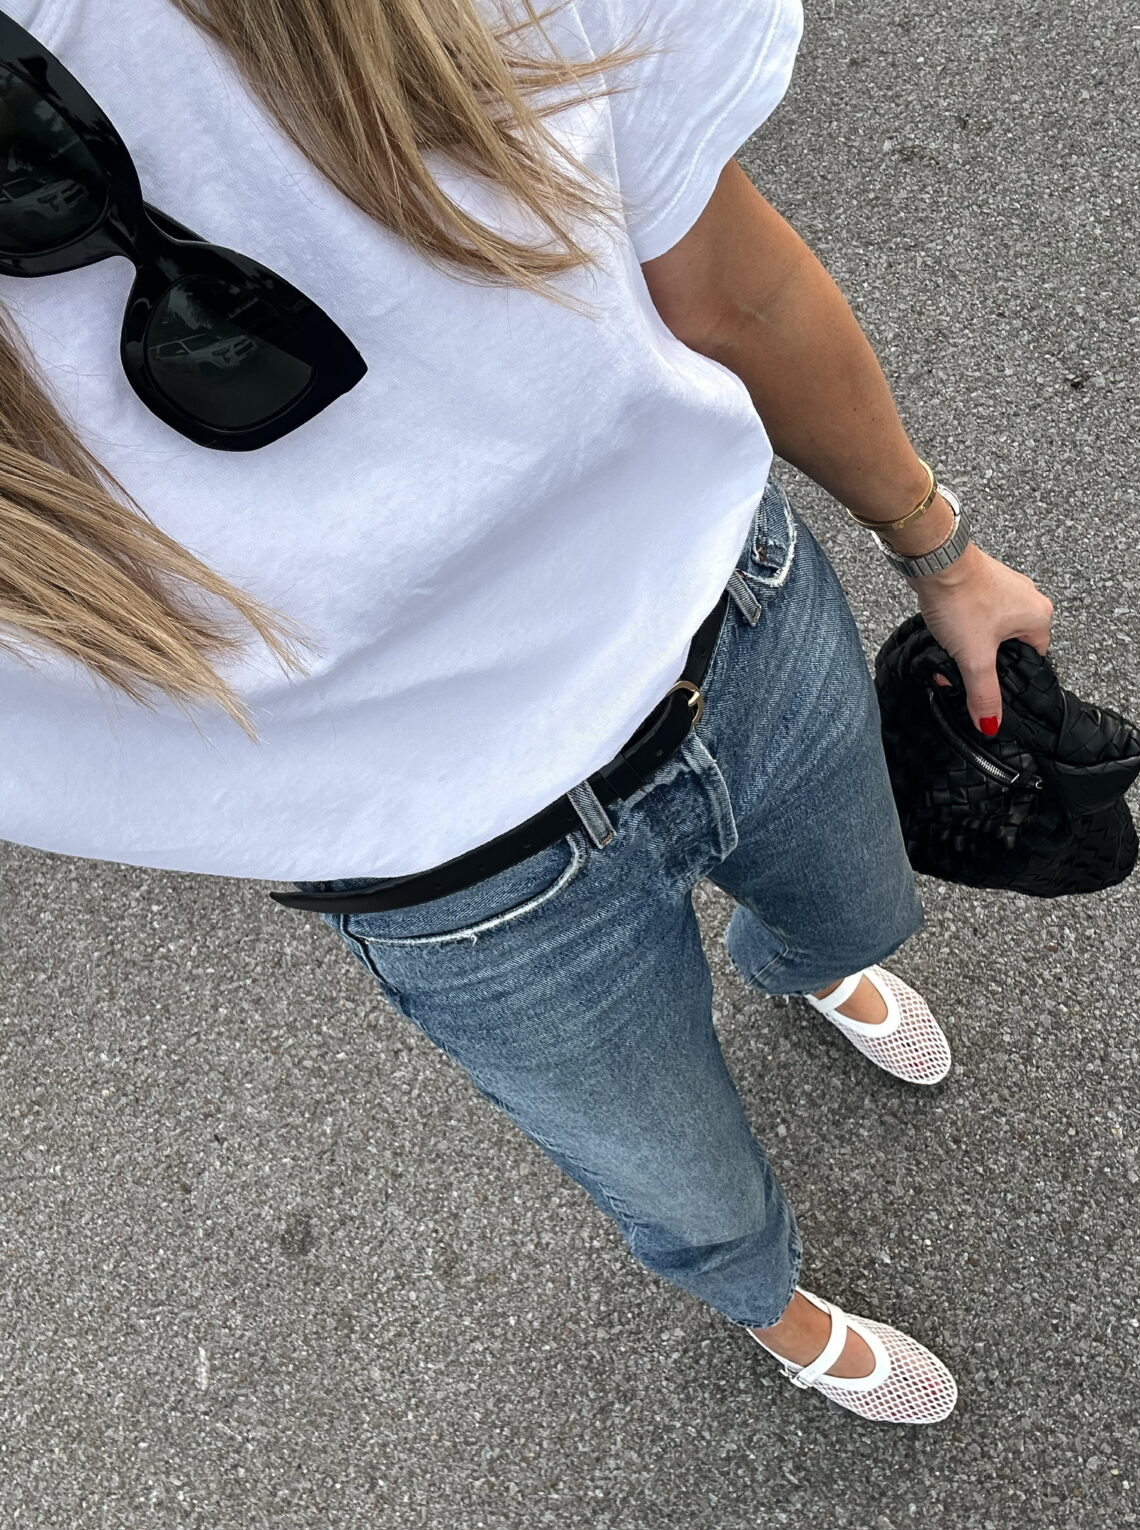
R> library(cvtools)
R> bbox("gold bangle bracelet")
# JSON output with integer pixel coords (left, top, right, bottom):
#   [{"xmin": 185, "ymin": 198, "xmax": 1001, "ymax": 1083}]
[{"xmin": 846, "ymin": 459, "xmax": 939, "ymax": 533}]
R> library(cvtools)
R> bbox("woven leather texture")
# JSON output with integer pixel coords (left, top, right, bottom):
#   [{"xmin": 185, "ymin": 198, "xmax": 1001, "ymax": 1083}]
[{"xmin": 875, "ymin": 614, "xmax": 1140, "ymax": 897}]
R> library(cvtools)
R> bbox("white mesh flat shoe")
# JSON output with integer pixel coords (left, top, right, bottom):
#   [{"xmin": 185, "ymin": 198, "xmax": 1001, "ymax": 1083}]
[
  {"xmin": 802, "ymin": 965, "xmax": 951, "ymax": 1085},
  {"xmin": 750, "ymin": 1288, "xmax": 958, "ymax": 1425}
]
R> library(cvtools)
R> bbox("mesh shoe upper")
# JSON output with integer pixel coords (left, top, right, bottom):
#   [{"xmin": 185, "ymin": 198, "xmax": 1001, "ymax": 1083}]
[{"xmin": 805, "ymin": 965, "xmax": 951, "ymax": 1085}]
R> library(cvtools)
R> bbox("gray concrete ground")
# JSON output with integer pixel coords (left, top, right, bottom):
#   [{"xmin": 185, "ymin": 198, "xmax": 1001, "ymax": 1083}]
[{"xmin": 2, "ymin": 1, "xmax": 1139, "ymax": 1525}]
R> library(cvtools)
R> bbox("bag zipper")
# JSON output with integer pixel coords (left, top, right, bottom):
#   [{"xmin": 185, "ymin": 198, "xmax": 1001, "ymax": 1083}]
[{"xmin": 926, "ymin": 688, "xmax": 1044, "ymax": 791}]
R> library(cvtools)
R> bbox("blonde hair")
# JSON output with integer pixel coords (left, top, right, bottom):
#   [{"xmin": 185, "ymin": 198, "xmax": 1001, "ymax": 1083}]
[{"xmin": 0, "ymin": 0, "xmax": 656, "ymax": 740}]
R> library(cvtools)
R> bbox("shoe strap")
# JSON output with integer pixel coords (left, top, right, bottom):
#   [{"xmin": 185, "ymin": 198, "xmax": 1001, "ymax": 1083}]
[
  {"xmin": 829, "ymin": 967, "xmax": 903, "ymax": 1038},
  {"xmin": 808, "ymin": 967, "xmax": 904, "ymax": 1039},
  {"xmin": 805, "ymin": 971, "xmax": 863, "ymax": 1015},
  {"xmin": 787, "ymin": 1296, "xmax": 850, "ymax": 1390}
]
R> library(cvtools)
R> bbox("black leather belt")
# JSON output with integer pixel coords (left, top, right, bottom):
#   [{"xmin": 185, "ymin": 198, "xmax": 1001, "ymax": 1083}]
[{"xmin": 270, "ymin": 587, "xmax": 732, "ymax": 915}]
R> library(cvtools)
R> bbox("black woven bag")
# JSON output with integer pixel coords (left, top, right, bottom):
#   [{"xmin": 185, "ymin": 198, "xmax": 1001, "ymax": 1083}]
[{"xmin": 875, "ymin": 613, "xmax": 1140, "ymax": 896}]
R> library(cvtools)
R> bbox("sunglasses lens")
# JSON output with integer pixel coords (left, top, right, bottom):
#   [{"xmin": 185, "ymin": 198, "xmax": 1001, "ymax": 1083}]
[
  {"xmin": 146, "ymin": 272, "xmax": 315, "ymax": 430},
  {"xmin": 0, "ymin": 65, "xmax": 108, "ymax": 252}
]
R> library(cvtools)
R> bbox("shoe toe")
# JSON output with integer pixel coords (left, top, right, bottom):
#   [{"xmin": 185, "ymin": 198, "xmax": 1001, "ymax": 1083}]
[{"xmin": 812, "ymin": 1317, "xmax": 959, "ymax": 1426}]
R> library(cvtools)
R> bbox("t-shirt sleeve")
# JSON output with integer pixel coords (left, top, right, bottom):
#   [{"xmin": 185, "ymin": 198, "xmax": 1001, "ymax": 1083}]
[{"xmin": 572, "ymin": 0, "xmax": 804, "ymax": 262}]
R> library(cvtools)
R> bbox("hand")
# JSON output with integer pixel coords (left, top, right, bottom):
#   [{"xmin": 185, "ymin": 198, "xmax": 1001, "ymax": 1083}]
[{"xmin": 905, "ymin": 542, "xmax": 1054, "ymax": 734}]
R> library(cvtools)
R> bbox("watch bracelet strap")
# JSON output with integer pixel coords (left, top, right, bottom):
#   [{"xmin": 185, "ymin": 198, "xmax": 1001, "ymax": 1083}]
[{"xmin": 872, "ymin": 486, "xmax": 972, "ymax": 577}]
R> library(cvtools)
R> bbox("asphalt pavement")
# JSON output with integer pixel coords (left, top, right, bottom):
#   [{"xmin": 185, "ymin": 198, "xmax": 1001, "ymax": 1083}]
[{"xmin": 2, "ymin": 0, "xmax": 1138, "ymax": 1525}]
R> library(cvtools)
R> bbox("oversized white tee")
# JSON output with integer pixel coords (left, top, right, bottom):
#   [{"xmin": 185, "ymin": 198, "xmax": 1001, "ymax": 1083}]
[{"xmin": 0, "ymin": 0, "xmax": 804, "ymax": 880}]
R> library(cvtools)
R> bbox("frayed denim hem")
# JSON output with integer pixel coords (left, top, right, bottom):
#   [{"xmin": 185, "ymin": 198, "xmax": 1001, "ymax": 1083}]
[{"xmin": 768, "ymin": 914, "xmax": 927, "ymax": 1002}]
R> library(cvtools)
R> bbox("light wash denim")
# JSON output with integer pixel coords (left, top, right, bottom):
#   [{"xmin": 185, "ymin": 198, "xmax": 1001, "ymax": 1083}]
[{"xmin": 293, "ymin": 473, "xmax": 924, "ymax": 1330}]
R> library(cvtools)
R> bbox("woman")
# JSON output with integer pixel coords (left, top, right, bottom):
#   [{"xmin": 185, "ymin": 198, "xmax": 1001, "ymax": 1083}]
[{"xmin": 0, "ymin": 0, "xmax": 1053, "ymax": 1424}]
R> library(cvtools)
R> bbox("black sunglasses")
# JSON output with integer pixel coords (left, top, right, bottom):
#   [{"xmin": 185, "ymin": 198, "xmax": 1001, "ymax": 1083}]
[{"xmin": 0, "ymin": 8, "xmax": 367, "ymax": 451}]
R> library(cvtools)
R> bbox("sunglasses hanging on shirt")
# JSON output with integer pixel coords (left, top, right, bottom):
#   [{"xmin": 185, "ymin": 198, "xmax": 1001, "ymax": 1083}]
[{"xmin": 0, "ymin": 7, "xmax": 367, "ymax": 450}]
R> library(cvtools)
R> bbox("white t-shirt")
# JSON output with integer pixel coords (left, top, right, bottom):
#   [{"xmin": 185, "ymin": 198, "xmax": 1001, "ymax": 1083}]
[{"xmin": 0, "ymin": 0, "xmax": 803, "ymax": 880}]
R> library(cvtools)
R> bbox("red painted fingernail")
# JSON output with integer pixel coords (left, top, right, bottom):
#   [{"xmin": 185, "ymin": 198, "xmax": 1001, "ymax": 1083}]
[{"xmin": 979, "ymin": 716, "xmax": 1000, "ymax": 736}]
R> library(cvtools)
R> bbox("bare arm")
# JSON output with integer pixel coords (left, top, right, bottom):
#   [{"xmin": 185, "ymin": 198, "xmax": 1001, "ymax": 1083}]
[
  {"xmin": 640, "ymin": 159, "xmax": 1054, "ymax": 732},
  {"xmin": 641, "ymin": 159, "xmax": 936, "ymax": 538}
]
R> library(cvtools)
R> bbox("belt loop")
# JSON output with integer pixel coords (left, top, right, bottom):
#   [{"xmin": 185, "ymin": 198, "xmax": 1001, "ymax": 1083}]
[
  {"xmin": 567, "ymin": 780, "xmax": 616, "ymax": 849},
  {"xmin": 727, "ymin": 570, "xmax": 762, "ymax": 626}
]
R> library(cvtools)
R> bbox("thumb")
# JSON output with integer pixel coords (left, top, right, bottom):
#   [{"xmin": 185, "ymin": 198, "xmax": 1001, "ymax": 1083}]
[{"xmin": 959, "ymin": 659, "xmax": 1003, "ymax": 736}]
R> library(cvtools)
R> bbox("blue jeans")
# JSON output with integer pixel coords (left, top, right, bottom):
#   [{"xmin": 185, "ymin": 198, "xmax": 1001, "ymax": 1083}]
[{"xmin": 293, "ymin": 473, "xmax": 924, "ymax": 1330}]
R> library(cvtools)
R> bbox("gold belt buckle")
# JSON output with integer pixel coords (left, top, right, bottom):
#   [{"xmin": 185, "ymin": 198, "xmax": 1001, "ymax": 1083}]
[{"xmin": 667, "ymin": 678, "xmax": 705, "ymax": 728}]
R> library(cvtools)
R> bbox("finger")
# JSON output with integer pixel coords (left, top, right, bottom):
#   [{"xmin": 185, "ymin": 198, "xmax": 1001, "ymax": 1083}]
[
  {"xmin": 1022, "ymin": 622, "xmax": 1053, "ymax": 658},
  {"xmin": 958, "ymin": 661, "xmax": 1002, "ymax": 735},
  {"xmin": 933, "ymin": 672, "xmax": 952, "ymax": 688},
  {"xmin": 1020, "ymin": 595, "xmax": 1055, "ymax": 657}
]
